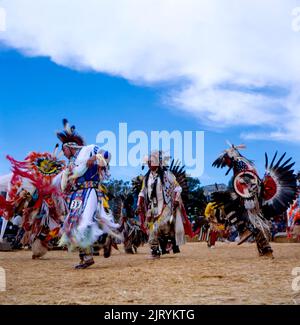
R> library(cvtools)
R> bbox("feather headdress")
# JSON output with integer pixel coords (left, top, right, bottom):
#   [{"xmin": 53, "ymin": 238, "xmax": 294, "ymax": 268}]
[
  {"xmin": 56, "ymin": 119, "xmax": 85, "ymax": 147},
  {"xmin": 142, "ymin": 150, "xmax": 171, "ymax": 169}
]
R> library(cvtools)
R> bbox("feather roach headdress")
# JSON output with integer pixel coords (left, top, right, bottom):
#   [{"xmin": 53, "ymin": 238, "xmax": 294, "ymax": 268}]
[
  {"xmin": 212, "ymin": 142, "xmax": 254, "ymax": 175},
  {"xmin": 142, "ymin": 150, "xmax": 171, "ymax": 170},
  {"xmin": 56, "ymin": 119, "xmax": 85, "ymax": 147}
]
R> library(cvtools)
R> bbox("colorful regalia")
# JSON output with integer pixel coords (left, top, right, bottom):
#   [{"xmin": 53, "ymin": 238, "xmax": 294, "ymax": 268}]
[
  {"xmin": 204, "ymin": 202, "xmax": 226, "ymax": 248},
  {"xmin": 0, "ymin": 150, "xmax": 67, "ymax": 258},
  {"xmin": 211, "ymin": 143, "xmax": 297, "ymax": 257},
  {"xmin": 56, "ymin": 119, "xmax": 120, "ymax": 269},
  {"xmin": 137, "ymin": 151, "xmax": 194, "ymax": 259},
  {"xmin": 287, "ymin": 194, "xmax": 300, "ymax": 241},
  {"xmin": 114, "ymin": 190, "xmax": 148, "ymax": 254}
]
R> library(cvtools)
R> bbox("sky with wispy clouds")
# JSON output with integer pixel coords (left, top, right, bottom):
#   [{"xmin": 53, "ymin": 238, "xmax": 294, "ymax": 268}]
[{"xmin": 0, "ymin": 0, "xmax": 300, "ymax": 185}]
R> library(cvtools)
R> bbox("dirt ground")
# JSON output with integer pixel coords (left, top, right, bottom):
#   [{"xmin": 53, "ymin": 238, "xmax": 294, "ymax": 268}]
[{"xmin": 0, "ymin": 242, "xmax": 300, "ymax": 305}]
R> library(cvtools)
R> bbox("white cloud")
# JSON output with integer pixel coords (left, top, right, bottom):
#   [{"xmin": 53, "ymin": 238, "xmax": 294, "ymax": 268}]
[
  {"xmin": 0, "ymin": 7, "xmax": 6, "ymax": 32},
  {"xmin": 1, "ymin": 0, "xmax": 300, "ymax": 141},
  {"xmin": 171, "ymin": 85, "xmax": 286, "ymax": 127}
]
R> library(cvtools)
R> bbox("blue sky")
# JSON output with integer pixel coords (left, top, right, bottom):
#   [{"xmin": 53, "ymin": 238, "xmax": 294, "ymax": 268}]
[{"xmin": 0, "ymin": 49, "xmax": 299, "ymax": 186}]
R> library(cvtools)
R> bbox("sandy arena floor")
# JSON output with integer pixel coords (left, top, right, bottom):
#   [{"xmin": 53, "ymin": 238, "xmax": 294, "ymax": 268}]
[{"xmin": 0, "ymin": 242, "xmax": 300, "ymax": 305}]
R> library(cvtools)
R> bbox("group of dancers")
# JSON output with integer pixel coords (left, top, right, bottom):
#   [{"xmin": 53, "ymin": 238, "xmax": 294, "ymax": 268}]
[{"xmin": 0, "ymin": 120, "xmax": 299, "ymax": 268}]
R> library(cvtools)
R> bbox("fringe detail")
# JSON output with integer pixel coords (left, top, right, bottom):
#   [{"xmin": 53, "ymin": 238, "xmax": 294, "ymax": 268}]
[
  {"xmin": 59, "ymin": 224, "xmax": 104, "ymax": 251},
  {"xmin": 247, "ymin": 211, "xmax": 271, "ymax": 239},
  {"xmin": 32, "ymin": 239, "xmax": 48, "ymax": 258},
  {"xmin": 175, "ymin": 208, "xmax": 185, "ymax": 246},
  {"xmin": 60, "ymin": 197, "xmax": 122, "ymax": 251},
  {"xmin": 245, "ymin": 199, "xmax": 271, "ymax": 239}
]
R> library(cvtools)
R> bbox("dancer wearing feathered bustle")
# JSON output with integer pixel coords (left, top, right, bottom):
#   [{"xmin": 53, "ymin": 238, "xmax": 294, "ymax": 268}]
[
  {"xmin": 212, "ymin": 143, "xmax": 297, "ymax": 258},
  {"xmin": 136, "ymin": 151, "xmax": 194, "ymax": 259},
  {"xmin": 0, "ymin": 150, "xmax": 67, "ymax": 258},
  {"xmin": 57, "ymin": 119, "xmax": 120, "ymax": 269},
  {"xmin": 115, "ymin": 188, "xmax": 148, "ymax": 254},
  {"xmin": 287, "ymin": 195, "xmax": 300, "ymax": 242},
  {"xmin": 204, "ymin": 202, "xmax": 226, "ymax": 248}
]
